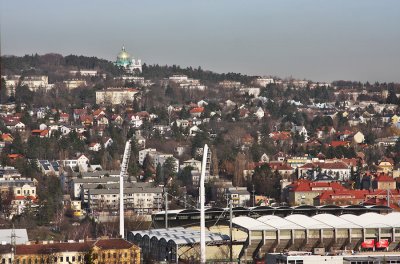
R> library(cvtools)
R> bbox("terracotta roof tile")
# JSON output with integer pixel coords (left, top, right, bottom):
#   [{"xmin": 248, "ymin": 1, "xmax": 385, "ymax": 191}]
[{"xmin": 94, "ymin": 238, "xmax": 135, "ymax": 250}]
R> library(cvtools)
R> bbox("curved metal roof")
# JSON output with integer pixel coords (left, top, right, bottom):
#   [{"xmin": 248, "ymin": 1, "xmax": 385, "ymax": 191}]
[
  {"xmin": 285, "ymin": 214, "xmax": 332, "ymax": 229},
  {"xmin": 257, "ymin": 215, "xmax": 304, "ymax": 230},
  {"xmin": 128, "ymin": 228, "xmax": 229, "ymax": 246},
  {"xmin": 339, "ymin": 213, "xmax": 393, "ymax": 228},
  {"xmin": 232, "ymin": 216, "xmax": 276, "ymax": 231},
  {"xmin": 312, "ymin": 214, "xmax": 362, "ymax": 229}
]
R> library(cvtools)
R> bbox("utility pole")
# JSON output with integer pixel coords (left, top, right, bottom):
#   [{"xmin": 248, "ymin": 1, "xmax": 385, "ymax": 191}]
[
  {"xmin": 229, "ymin": 198, "xmax": 233, "ymax": 262},
  {"xmin": 11, "ymin": 224, "xmax": 16, "ymax": 260},
  {"xmin": 165, "ymin": 187, "xmax": 168, "ymax": 229},
  {"xmin": 184, "ymin": 190, "xmax": 187, "ymax": 209},
  {"xmin": 252, "ymin": 184, "xmax": 255, "ymax": 207}
]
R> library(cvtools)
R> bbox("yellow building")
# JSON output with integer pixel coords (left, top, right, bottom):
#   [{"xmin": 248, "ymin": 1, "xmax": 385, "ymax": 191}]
[
  {"xmin": 392, "ymin": 114, "xmax": 400, "ymax": 124},
  {"xmin": 377, "ymin": 158, "xmax": 394, "ymax": 174},
  {"xmin": 15, "ymin": 238, "xmax": 140, "ymax": 264},
  {"xmin": 92, "ymin": 238, "xmax": 140, "ymax": 264}
]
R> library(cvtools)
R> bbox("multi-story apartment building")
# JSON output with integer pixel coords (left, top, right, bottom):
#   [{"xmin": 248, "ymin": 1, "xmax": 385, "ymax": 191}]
[
  {"xmin": 138, "ymin": 148, "xmax": 179, "ymax": 172},
  {"xmin": 86, "ymin": 186, "xmax": 163, "ymax": 214}
]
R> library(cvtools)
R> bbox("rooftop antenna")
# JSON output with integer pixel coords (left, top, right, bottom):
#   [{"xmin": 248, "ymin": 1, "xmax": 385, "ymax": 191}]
[
  {"xmin": 119, "ymin": 139, "xmax": 132, "ymax": 238},
  {"xmin": 200, "ymin": 144, "xmax": 209, "ymax": 264}
]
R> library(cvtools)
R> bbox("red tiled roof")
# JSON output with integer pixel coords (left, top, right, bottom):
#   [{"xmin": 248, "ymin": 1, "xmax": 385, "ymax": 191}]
[
  {"xmin": 74, "ymin": 109, "xmax": 87, "ymax": 115},
  {"xmin": 300, "ymin": 161, "xmax": 349, "ymax": 170},
  {"xmin": 8, "ymin": 154, "xmax": 23, "ymax": 159},
  {"xmin": 14, "ymin": 196, "xmax": 37, "ymax": 201},
  {"xmin": 341, "ymin": 158, "xmax": 361, "ymax": 167},
  {"xmin": 31, "ymin": 129, "xmax": 49, "ymax": 137},
  {"xmin": 317, "ymin": 190, "xmax": 369, "ymax": 200},
  {"xmin": 93, "ymin": 109, "xmax": 105, "ymax": 116},
  {"xmin": 270, "ymin": 131, "xmax": 291, "ymax": 141},
  {"xmin": 375, "ymin": 174, "xmax": 395, "ymax": 182},
  {"xmin": 190, "ymin": 107, "xmax": 204, "ymax": 114},
  {"xmin": 330, "ymin": 141, "xmax": 350, "ymax": 147},
  {"xmin": 16, "ymin": 241, "xmax": 93, "ymax": 255},
  {"xmin": 268, "ymin": 162, "xmax": 293, "ymax": 171},
  {"xmin": 1, "ymin": 134, "xmax": 14, "ymax": 142},
  {"xmin": 291, "ymin": 179, "xmax": 346, "ymax": 192},
  {"xmin": 80, "ymin": 115, "xmax": 93, "ymax": 122},
  {"xmin": 380, "ymin": 157, "xmax": 394, "ymax": 165},
  {"xmin": 93, "ymin": 238, "xmax": 135, "ymax": 250},
  {"xmin": 137, "ymin": 111, "xmax": 150, "ymax": 118}
]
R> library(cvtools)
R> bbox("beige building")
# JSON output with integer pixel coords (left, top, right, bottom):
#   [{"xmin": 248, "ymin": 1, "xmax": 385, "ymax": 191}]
[
  {"xmin": 353, "ymin": 131, "xmax": 365, "ymax": 144},
  {"xmin": 96, "ymin": 88, "xmax": 139, "ymax": 105},
  {"xmin": 14, "ymin": 238, "xmax": 140, "ymax": 264},
  {"xmin": 64, "ymin": 79, "xmax": 87, "ymax": 89},
  {"xmin": 21, "ymin": 75, "xmax": 50, "ymax": 91}
]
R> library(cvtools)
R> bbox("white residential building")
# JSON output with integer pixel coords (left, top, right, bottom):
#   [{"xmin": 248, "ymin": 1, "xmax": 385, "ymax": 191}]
[
  {"xmin": 239, "ymin": 87, "xmax": 261, "ymax": 97},
  {"xmin": 138, "ymin": 148, "xmax": 179, "ymax": 172},
  {"xmin": 60, "ymin": 155, "xmax": 90, "ymax": 172},
  {"xmin": 21, "ymin": 75, "xmax": 50, "ymax": 92},
  {"xmin": 95, "ymin": 88, "xmax": 139, "ymax": 105},
  {"xmin": 253, "ymin": 77, "xmax": 274, "ymax": 87}
]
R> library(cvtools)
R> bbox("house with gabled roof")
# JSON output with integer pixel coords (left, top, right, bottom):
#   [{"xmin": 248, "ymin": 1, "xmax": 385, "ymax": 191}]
[
  {"xmin": 189, "ymin": 107, "xmax": 204, "ymax": 117},
  {"xmin": 89, "ymin": 142, "xmax": 102, "ymax": 152}
]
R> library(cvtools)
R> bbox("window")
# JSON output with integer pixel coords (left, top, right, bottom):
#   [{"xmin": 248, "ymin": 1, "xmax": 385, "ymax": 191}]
[
  {"xmin": 60, "ymin": 257, "xmax": 63, "ymax": 262},
  {"xmin": 108, "ymin": 253, "xmax": 111, "ymax": 258},
  {"xmin": 78, "ymin": 256, "xmax": 81, "ymax": 261},
  {"xmin": 113, "ymin": 253, "xmax": 116, "ymax": 258},
  {"xmin": 66, "ymin": 257, "xmax": 69, "ymax": 262}
]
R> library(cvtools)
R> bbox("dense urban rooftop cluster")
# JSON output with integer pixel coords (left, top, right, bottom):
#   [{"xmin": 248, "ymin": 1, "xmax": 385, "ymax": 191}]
[{"xmin": 1, "ymin": 50, "xmax": 400, "ymax": 262}]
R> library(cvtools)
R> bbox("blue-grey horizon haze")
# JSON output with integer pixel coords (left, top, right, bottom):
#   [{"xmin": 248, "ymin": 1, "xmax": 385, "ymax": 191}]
[{"xmin": 1, "ymin": 0, "xmax": 399, "ymax": 82}]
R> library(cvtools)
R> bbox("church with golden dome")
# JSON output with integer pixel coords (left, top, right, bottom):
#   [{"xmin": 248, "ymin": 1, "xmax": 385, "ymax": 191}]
[{"xmin": 115, "ymin": 46, "xmax": 142, "ymax": 73}]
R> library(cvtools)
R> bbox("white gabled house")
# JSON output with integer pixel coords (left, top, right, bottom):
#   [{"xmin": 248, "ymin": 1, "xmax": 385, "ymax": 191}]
[
  {"xmin": 291, "ymin": 125, "xmax": 309, "ymax": 141},
  {"xmin": 255, "ymin": 107, "xmax": 265, "ymax": 119},
  {"xmin": 89, "ymin": 142, "xmax": 102, "ymax": 152},
  {"xmin": 189, "ymin": 125, "xmax": 202, "ymax": 136}
]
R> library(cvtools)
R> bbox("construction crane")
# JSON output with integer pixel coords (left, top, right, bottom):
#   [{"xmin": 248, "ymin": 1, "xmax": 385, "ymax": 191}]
[{"xmin": 119, "ymin": 139, "xmax": 132, "ymax": 239}]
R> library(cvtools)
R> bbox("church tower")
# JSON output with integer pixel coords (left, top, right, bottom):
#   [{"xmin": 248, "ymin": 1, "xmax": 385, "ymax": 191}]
[{"xmin": 115, "ymin": 46, "xmax": 142, "ymax": 73}]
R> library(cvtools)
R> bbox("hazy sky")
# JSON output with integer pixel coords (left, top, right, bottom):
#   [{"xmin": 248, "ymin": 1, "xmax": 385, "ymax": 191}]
[{"xmin": 1, "ymin": 0, "xmax": 400, "ymax": 82}]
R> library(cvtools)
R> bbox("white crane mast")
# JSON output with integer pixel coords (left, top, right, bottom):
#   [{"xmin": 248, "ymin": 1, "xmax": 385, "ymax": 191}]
[{"xmin": 119, "ymin": 139, "xmax": 132, "ymax": 238}]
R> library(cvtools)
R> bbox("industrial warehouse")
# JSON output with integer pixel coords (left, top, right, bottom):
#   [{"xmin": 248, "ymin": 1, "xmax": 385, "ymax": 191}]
[
  {"xmin": 133, "ymin": 210, "xmax": 400, "ymax": 263},
  {"xmin": 128, "ymin": 227, "xmax": 231, "ymax": 262}
]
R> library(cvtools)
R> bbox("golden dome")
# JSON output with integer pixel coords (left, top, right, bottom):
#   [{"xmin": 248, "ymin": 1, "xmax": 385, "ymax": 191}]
[{"xmin": 117, "ymin": 46, "xmax": 131, "ymax": 60}]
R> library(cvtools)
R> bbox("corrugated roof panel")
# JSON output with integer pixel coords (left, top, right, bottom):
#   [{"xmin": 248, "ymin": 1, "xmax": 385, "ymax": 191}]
[
  {"xmin": 232, "ymin": 216, "xmax": 276, "ymax": 231},
  {"xmin": 312, "ymin": 214, "xmax": 362, "ymax": 229},
  {"xmin": 257, "ymin": 215, "xmax": 304, "ymax": 230},
  {"xmin": 285, "ymin": 214, "xmax": 332, "ymax": 229}
]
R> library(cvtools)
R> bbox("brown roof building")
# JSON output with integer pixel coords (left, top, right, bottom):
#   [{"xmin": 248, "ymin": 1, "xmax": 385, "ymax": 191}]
[{"xmin": 14, "ymin": 238, "xmax": 140, "ymax": 264}]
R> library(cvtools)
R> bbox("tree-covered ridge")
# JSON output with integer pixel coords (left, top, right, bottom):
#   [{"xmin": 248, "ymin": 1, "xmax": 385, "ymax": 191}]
[
  {"xmin": 141, "ymin": 64, "xmax": 255, "ymax": 84},
  {"xmin": 1, "ymin": 54, "xmax": 256, "ymax": 85},
  {"xmin": 1, "ymin": 54, "xmax": 122, "ymax": 76}
]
